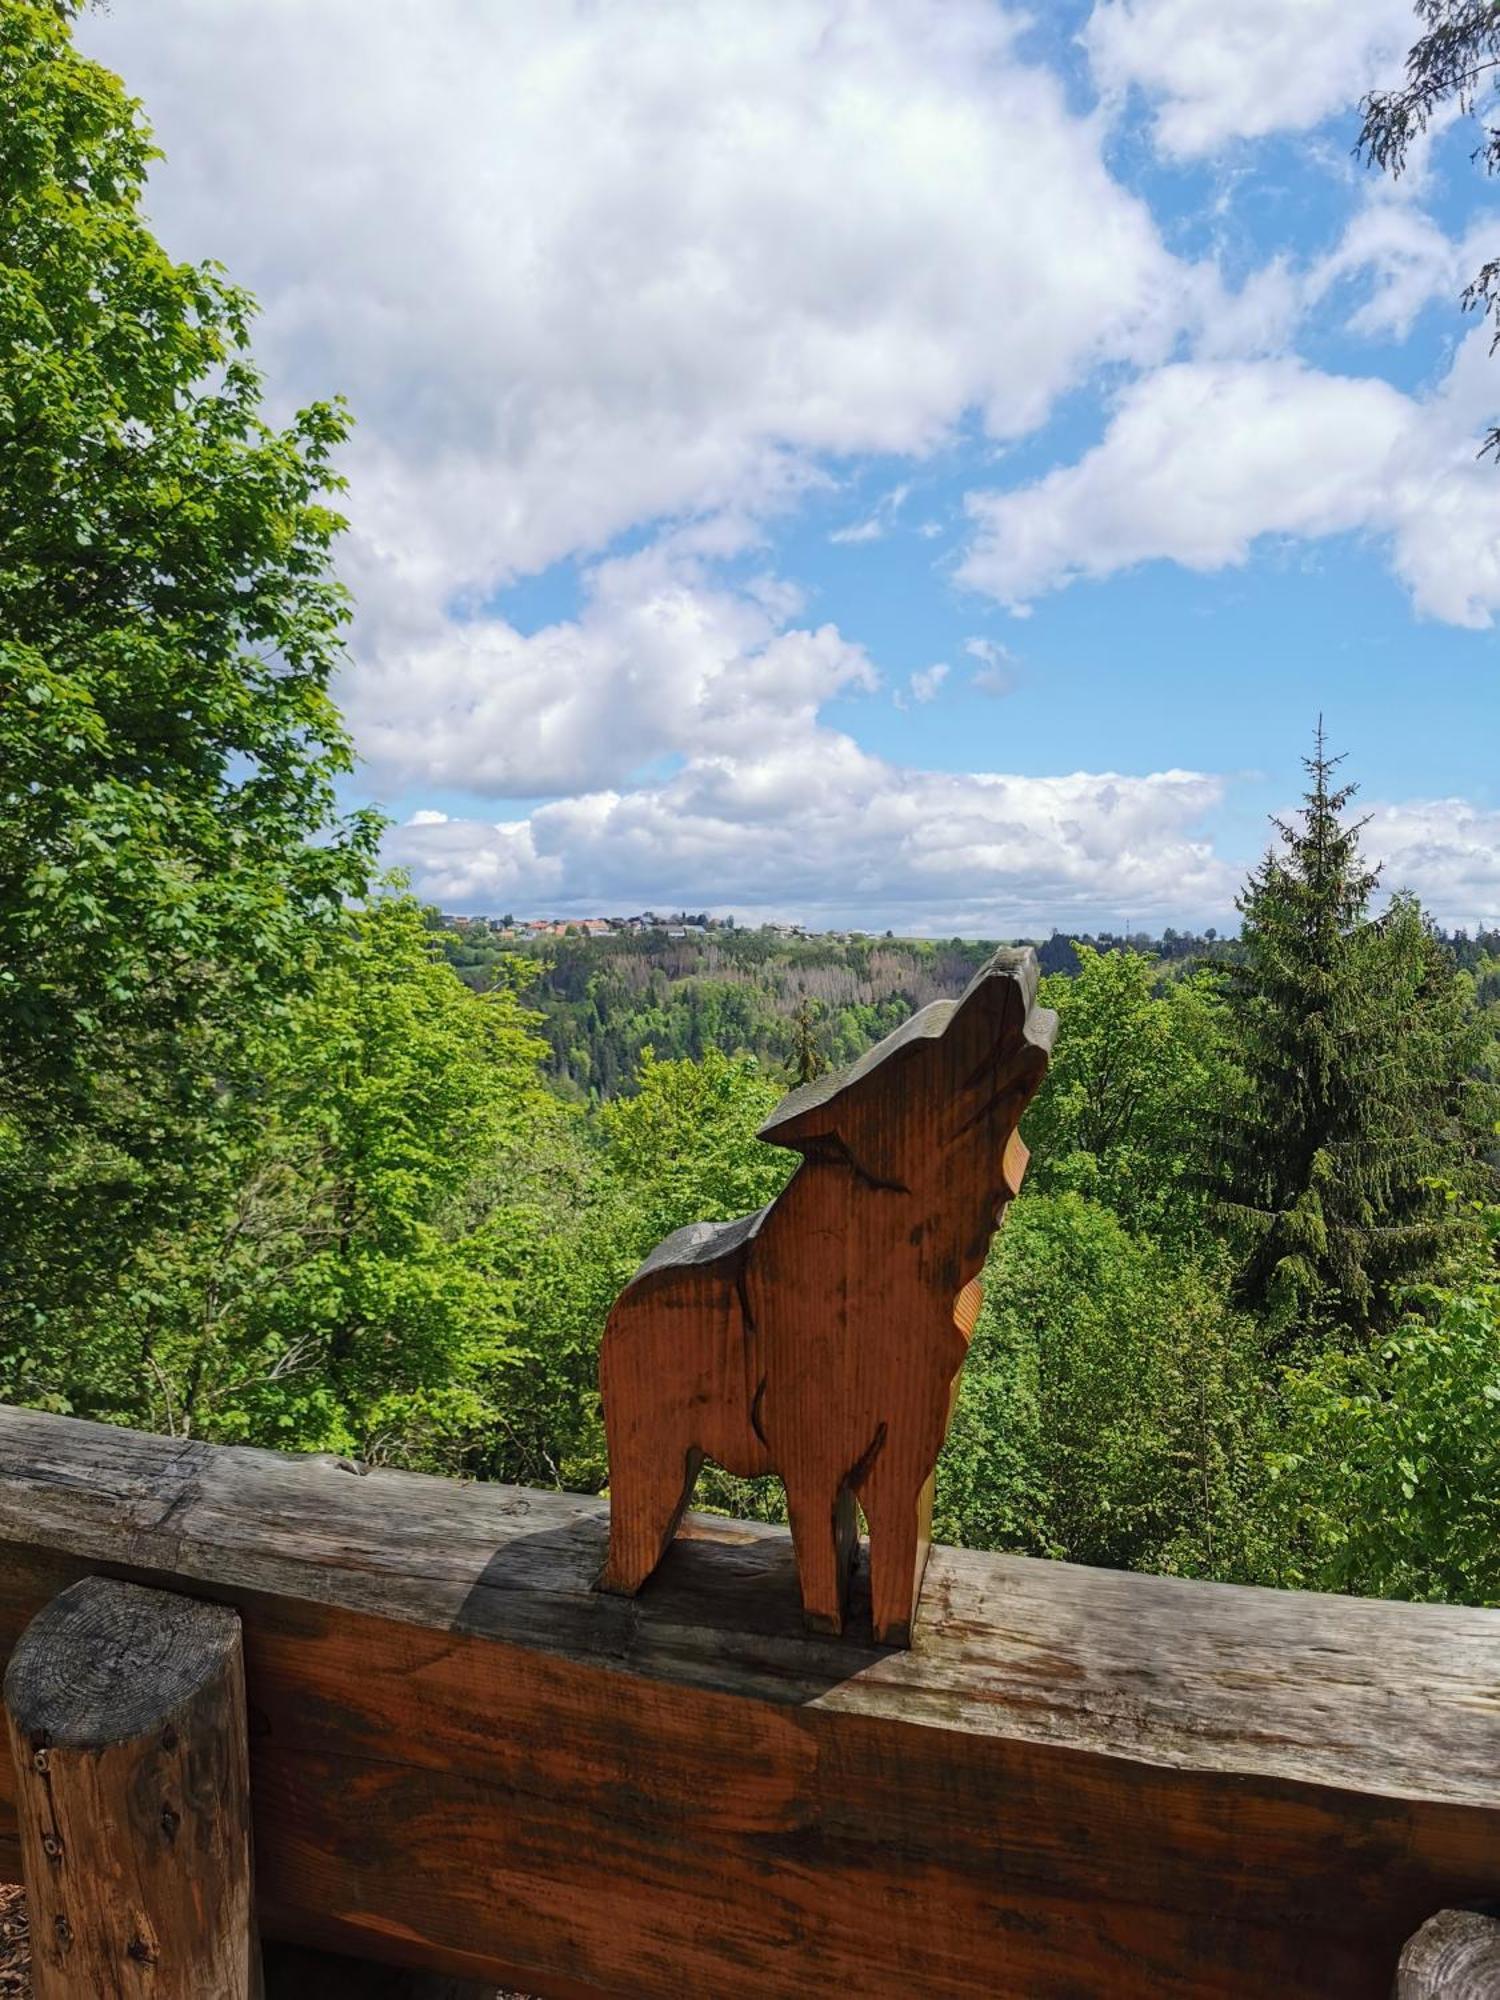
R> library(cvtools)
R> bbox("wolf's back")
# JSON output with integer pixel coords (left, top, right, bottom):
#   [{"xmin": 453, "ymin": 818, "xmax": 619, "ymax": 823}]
[{"xmin": 600, "ymin": 1209, "xmax": 771, "ymax": 1483}]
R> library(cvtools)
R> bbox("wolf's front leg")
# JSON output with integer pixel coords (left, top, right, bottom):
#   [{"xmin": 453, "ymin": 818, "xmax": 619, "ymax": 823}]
[{"xmin": 599, "ymin": 1444, "xmax": 704, "ymax": 1596}]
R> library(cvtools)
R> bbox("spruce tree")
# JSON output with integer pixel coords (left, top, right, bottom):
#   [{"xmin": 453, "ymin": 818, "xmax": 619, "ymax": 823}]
[
  {"xmin": 1215, "ymin": 727, "xmax": 1475, "ymax": 1340},
  {"xmin": 791, "ymin": 998, "xmax": 826, "ymax": 1085}
]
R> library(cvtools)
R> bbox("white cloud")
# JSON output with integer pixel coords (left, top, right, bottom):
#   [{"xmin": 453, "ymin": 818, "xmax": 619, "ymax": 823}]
[
  {"xmin": 1085, "ymin": 0, "xmax": 1414, "ymax": 157},
  {"xmin": 1193, "ymin": 257, "xmax": 1302, "ymax": 362},
  {"xmin": 80, "ymin": 0, "xmax": 1187, "ymax": 623},
  {"xmin": 388, "ymin": 756, "xmax": 1235, "ymax": 931},
  {"xmin": 830, "ymin": 482, "xmax": 912, "ymax": 545},
  {"xmin": 1367, "ymin": 797, "xmax": 1500, "ymax": 928},
  {"xmin": 961, "ymin": 335, "xmax": 1500, "ymax": 626},
  {"xmin": 1308, "ymin": 203, "xmax": 1500, "ymax": 341},
  {"xmin": 394, "ymin": 762, "xmax": 1500, "ymax": 933},
  {"xmin": 69, "ymin": 3, "xmax": 1496, "ymax": 939},
  {"xmin": 71, "ymin": 0, "xmax": 1222, "ymax": 876},
  {"xmin": 897, "ymin": 663, "xmax": 950, "ymax": 708},
  {"xmin": 347, "ymin": 540, "xmax": 877, "ymax": 798},
  {"xmin": 964, "ymin": 637, "xmax": 1019, "ymax": 697}
]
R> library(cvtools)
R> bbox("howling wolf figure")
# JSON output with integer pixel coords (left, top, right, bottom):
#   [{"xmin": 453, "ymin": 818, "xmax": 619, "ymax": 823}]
[{"xmin": 597, "ymin": 946, "xmax": 1055, "ymax": 1645}]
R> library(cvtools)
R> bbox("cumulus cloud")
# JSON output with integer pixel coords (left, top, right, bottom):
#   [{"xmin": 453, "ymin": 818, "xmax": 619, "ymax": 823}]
[
  {"xmin": 71, "ymin": 3, "xmax": 1496, "ymax": 937},
  {"xmin": 1367, "ymin": 797, "xmax": 1500, "ymax": 928},
  {"xmin": 387, "ymin": 756, "xmax": 1235, "ymax": 932},
  {"xmin": 893, "ymin": 663, "xmax": 950, "ymax": 709},
  {"xmin": 960, "ymin": 335, "xmax": 1500, "ymax": 626},
  {"xmin": 346, "ymin": 540, "xmax": 877, "ymax": 797},
  {"xmin": 964, "ymin": 637, "xmax": 1019, "ymax": 697},
  {"xmin": 81, "ymin": 0, "xmax": 1186, "ymax": 619},
  {"xmin": 1085, "ymin": 0, "xmax": 1414, "ymax": 157},
  {"xmin": 1308, "ymin": 204, "xmax": 1500, "ymax": 342},
  {"xmin": 392, "ymin": 761, "xmax": 1500, "ymax": 932},
  {"xmin": 72, "ymin": 0, "xmax": 1228, "ymax": 898}
]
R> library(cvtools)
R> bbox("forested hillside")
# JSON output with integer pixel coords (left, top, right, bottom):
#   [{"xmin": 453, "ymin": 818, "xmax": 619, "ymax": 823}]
[
  {"xmin": 441, "ymin": 928, "xmax": 999, "ymax": 1095},
  {"xmin": 4, "ymin": 8, "xmax": 1500, "ymax": 1626},
  {"xmin": 438, "ymin": 919, "xmax": 1500, "ymax": 1105}
]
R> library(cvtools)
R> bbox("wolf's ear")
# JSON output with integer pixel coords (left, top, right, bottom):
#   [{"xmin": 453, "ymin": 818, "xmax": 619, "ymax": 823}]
[{"xmin": 945, "ymin": 946, "xmax": 1038, "ymax": 1044}]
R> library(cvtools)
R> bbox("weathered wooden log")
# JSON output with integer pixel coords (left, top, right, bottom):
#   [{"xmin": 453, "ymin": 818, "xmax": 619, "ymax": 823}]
[
  {"xmin": 1395, "ymin": 1909, "xmax": 1500, "ymax": 1997},
  {"xmin": 3, "ymin": 1574, "xmax": 261, "ymax": 1999},
  {"xmin": 1, "ymin": 1405, "xmax": 1500, "ymax": 1996}
]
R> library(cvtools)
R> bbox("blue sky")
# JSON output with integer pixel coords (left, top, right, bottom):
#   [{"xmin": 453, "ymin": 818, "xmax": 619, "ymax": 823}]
[{"xmin": 80, "ymin": 0, "xmax": 1500, "ymax": 933}]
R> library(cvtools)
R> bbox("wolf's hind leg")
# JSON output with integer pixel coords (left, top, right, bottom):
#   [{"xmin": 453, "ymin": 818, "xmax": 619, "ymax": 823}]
[
  {"xmin": 786, "ymin": 1481, "xmax": 858, "ymax": 1635},
  {"xmin": 861, "ymin": 1471, "xmax": 932, "ymax": 1647},
  {"xmin": 598, "ymin": 1445, "xmax": 703, "ymax": 1596}
]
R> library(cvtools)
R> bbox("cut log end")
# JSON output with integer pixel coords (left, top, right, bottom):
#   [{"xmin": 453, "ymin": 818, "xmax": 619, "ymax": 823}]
[
  {"xmin": 4, "ymin": 1575, "xmax": 241, "ymax": 1747},
  {"xmin": 1396, "ymin": 1909, "xmax": 1500, "ymax": 1998}
]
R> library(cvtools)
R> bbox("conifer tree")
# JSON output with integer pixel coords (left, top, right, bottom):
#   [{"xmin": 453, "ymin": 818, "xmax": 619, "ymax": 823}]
[
  {"xmin": 791, "ymin": 998, "xmax": 826, "ymax": 1085},
  {"xmin": 1214, "ymin": 727, "xmax": 1475, "ymax": 1339}
]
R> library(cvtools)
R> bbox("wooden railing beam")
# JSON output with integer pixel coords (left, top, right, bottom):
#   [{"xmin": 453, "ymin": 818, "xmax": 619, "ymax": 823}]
[{"xmin": 0, "ymin": 1404, "xmax": 1499, "ymax": 1997}]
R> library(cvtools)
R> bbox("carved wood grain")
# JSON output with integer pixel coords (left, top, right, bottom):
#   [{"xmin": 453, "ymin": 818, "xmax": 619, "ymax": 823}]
[{"xmin": 598, "ymin": 946, "xmax": 1057, "ymax": 1642}]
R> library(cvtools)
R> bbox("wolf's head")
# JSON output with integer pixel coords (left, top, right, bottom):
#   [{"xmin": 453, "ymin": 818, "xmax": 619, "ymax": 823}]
[{"xmin": 759, "ymin": 948, "xmax": 1057, "ymax": 1247}]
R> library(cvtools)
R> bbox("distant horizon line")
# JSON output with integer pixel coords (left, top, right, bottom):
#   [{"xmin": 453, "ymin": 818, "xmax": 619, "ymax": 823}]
[{"xmin": 427, "ymin": 906, "xmax": 1500, "ymax": 944}]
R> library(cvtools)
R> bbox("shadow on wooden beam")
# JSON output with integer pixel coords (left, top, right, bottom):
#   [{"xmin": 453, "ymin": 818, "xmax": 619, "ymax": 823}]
[{"xmin": 0, "ymin": 1404, "xmax": 1498, "ymax": 1998}]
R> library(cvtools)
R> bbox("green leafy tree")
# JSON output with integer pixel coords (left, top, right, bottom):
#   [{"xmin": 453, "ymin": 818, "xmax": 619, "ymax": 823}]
[
  {"xmin": 1212, "ymin": 732, "xmax": 1477, "ymax": 1337},
  {"xmin": 0, "ymin": 5, "xmax": 378, "ymax": 1340},
  {"xmin": 935, "ymin": 1193, "xmax": 1271, "ymax": 1580},
  {"xmin": 1023, "ymin": 947, "xmax": 1238, "ymax": 1240},
  {"xmin": 597, "ymin": 1047, "xmax": 794, "ymax": 1253},
  {"xmin": 1269, "ymin": 1196, "xmax": 1500, "ymax": 1603},
  {"xmin": 246, "ymin": 897, "xmax": 558, "ymax": 1461},
  {"xmin": 1, "ymin": 898, "xmax": 562, "ymax": 1465}
]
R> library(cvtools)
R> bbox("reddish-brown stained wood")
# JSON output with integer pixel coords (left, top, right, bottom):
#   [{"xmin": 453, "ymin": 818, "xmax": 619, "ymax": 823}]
[
  {"xmin": 598, "ymin": 945, "xmax": 1056, "ymax": 1642},
  {"xmin": 4, "ymin": 1575, "xmax": 262, "ymax": 1999},
  {"xmin": 1, "ymin": 1410, "xmax": 1499, "ymax": 1994}
]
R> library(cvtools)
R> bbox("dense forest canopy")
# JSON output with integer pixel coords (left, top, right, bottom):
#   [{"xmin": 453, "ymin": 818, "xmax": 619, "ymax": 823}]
[
  {"xmin": 2, "ymin": 5, "xmax": 1499, "ymax": 1612},
  {"xmin": 435, "ymin": 912, "xmax": 1500, "ymax": 1109}
]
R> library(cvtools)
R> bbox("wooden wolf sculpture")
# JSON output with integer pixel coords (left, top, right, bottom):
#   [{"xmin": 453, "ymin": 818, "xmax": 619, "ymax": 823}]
[{"xmin": 597, "ymin": 946, "xmax": 1056, "ymax": 1645}]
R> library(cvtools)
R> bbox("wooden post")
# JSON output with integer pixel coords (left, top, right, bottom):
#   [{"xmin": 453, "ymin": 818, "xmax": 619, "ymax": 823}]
[
  {"xmin": 1396, "ymin": 1910, "xmax": 1500, "ymax": 1997},
  {"xmin": 3, "ymin": 1575, "xmax": 262, "ymax": 1999}
]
